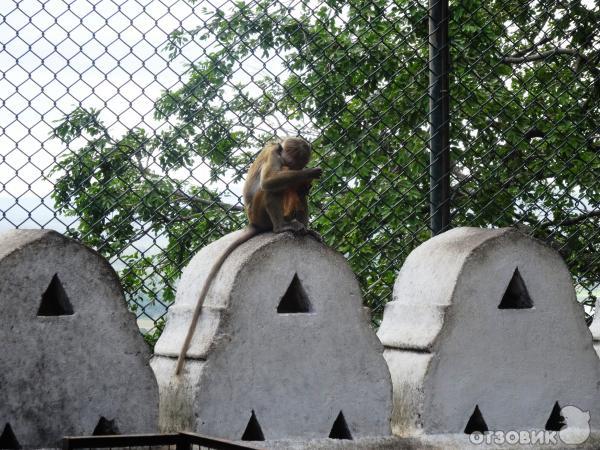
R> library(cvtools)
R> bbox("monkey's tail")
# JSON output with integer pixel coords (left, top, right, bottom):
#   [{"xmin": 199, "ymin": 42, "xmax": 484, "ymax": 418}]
[{"xmin": 174, "ymin": 226, "xmax": 261, "ymax": 376}]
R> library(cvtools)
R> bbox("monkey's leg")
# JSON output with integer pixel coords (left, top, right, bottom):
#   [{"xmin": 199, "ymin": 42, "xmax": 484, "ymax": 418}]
[
  {"xmin": 248, "ymin": 191, "xmax": 274, "ymax": 231},
  {"xmin": 295, "ymin": 195, "xmax": 310, "ymax": 227},
  {"xmin": 295, "ymin": 195, "xmax": 322, "ymax": 242},
  {"xmin": 265, "ymin": 191, "xmax": 304, "ymax": 233}
]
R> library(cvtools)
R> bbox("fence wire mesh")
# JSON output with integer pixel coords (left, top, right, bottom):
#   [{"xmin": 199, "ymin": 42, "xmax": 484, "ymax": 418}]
[{"xmin": 1, "ymin": 0, "xmax": 598, "ymax": 342}]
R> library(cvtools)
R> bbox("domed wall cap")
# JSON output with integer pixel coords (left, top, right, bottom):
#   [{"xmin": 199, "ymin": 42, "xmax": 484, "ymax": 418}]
[
  {"xmin": 378, "ymin": 227, "xmax": 600, "ymax": 435},
  {"xmin": 152, "ymin": 231, "xmax": 392, "ymax": 441},
  {"xmin": 0, "ymin": 229, "xmax": 158, "ymax": 447}
]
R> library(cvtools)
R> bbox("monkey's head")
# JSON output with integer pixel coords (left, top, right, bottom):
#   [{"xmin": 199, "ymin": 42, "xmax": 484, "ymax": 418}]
[{"xmin": 279, "ymin": 137, "xmax": 312, "ymax": 170}]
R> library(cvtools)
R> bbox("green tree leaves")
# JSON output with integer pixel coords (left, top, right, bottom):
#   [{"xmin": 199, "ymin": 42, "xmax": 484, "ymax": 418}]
[{"xmin": 52, "ymin": 0, "xmax": 599, "ymax": 333}]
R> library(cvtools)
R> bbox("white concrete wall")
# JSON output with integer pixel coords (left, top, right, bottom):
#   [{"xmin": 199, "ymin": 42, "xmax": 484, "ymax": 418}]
[
  {"xmin": 152, "ymin": 231, "xmax": 392, "ymax": 441},
  {"xmin": 379, "ymin": 228, "xmax": 600, "ymax": 435},
  {"xmin": 0, "ymin": 229, "xmax": 158, "ymax": 448}
]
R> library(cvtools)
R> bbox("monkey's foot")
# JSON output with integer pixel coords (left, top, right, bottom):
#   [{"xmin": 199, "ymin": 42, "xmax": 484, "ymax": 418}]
[
  {"xmin": 306, "ymin": 229, "xmax": 323, "ymax": 242},
  {"xmin": 274, "ymin": 220, "xmax": 305, "ymax": 234},
  {"xmin": 273, "ymin": 221, "xmax": 323, "ymax": 244}
]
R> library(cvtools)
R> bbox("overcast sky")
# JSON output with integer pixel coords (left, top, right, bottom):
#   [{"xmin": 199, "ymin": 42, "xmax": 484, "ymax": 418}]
[{"xmin": 0, "ymin": 0, "xmax": 243, "ymax": 229}]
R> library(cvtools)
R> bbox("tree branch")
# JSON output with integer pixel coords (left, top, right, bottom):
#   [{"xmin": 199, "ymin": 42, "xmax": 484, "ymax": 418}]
[
  {"xmin": 501, "ymin": 48, "xmax": 579, "ymax": 64},
  {"xmin": 173, "ymin": 189, "xmax": 244, "ymax": 212},
  {"xmin": 524, "ymin": 126, "xmax": 545, "ymax": 140},
  {"xmin": 510, "ymin": 35, "xmax": 552, "ymax": 58},
  {"xmin": 540, "ymin": 210, "xmax": 600, "ymax": 228}
]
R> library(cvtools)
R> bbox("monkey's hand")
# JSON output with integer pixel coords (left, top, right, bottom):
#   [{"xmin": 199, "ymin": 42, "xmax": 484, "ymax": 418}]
[{"xmin": 307, "ymin": 167, "xmax": 323, "ymax": 179}]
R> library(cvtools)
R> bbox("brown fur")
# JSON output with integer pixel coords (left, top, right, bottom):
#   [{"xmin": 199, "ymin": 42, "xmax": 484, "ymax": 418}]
[{"xmin": 281, "ymin": 166, "xmax": 312, "ymax": 219}]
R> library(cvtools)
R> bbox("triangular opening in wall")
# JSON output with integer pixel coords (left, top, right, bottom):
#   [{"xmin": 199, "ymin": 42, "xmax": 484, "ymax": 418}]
[
  {"xmin": 277, "ymin": 274, "xmax": 311, "ymax": 313},
  {"xmin": 37, "ymin": 274, "xmax": 74, "ymax": 316},
  {"xmin": 329, "ymin": 411, "xmax": 353, "ymax": 440},
  {"xmin": 92, "ymin": 416, "xmax": 120, "ymax": 435},
  {"xmin": 545, "ymin": 402, "xmax": 565, "ymax": 431},
  {"xmin": 0, "ymin": 423, "xmax": 21, "ymax": 449},
  {"xmin": 464, "ymin": 405, "xmax": 488, "ymax": 434},
  {"xmin": 241, "ymin": 410, "xmax": 265, "ymax": 441},
  {"xmin": 498, "ymin": 268, "xmax": 533, "ymax": 309}
]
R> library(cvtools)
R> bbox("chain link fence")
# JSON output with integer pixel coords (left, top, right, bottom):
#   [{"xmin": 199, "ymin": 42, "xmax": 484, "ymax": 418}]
[{"xmin": 1, "ymin": 0, "xmax": 598, "ymax": 342}]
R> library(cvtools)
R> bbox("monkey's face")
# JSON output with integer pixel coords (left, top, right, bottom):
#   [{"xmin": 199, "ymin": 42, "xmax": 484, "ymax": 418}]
[{"xmin": 281, "ymin": 141, "xmax": 311, "ymax": 169}]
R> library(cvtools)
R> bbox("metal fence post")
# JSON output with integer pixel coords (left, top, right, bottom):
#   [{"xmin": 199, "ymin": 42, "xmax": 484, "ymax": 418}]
[{"xmin": 429, "ymin": 0, "xmax": 451, "ymax": 235}]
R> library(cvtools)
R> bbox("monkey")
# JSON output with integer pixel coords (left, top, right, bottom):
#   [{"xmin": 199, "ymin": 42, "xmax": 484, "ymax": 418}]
[
  {"xmin": 174, "ymin": 136, "xmax": 322, "ymax": 375},
  {"xmin": 244, "ymin": 137, "xmax": 321, "ymax": 234}
]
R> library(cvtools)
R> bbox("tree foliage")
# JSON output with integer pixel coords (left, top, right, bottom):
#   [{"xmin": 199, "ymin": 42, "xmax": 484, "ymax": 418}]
[{"xmin": 52, "ymin": 0, "xmax": 600, "ymax": 331}]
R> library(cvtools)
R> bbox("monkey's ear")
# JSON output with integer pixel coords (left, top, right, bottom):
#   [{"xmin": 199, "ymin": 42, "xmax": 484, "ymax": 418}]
[{"xmin": 276, "ymin": 143, "xmax": 283, "ymax": 154}]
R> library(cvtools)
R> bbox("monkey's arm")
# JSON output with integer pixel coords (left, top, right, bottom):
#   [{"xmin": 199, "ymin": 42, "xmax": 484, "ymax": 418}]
[
  {"xmin": 260, "ymin": 166, "xmax": 322, "ymax": 192},
  {"xmin": 259, "ymin": 144, "xmax": 321, "ymax": 191}
]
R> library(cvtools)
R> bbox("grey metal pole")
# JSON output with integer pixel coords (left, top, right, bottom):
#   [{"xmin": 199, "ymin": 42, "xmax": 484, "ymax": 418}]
[{"xmin": 429, "ymin": 0, "xmax": 451, "ymax": 235}]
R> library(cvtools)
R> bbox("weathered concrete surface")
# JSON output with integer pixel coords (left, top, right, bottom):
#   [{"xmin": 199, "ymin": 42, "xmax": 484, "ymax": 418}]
[
  {"xmin": 152, "ymin": 231, "xmax": 392, "ymax": 441},
  {"xmin": 378, "ymin": 227, "xmax": 600, "ymax": 436},
  {"xmin": 263, "ymin": 431, "xmax": 600, "ymax": 449},
  {"xmin": 0, "ymin": 229, "xmax": 158, "ymax": 447},
  {"xmin": 590, "ymin": 297, "xmax": 600, "ymax": 359}
]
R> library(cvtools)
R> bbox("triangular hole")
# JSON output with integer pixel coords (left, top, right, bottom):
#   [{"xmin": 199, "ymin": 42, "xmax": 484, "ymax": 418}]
[
  {"xmin": 241, "ymin": 410, "xmax": 265, "ymax": 441},
  {"xmin": 464, "ymin": 405, "xmax": 488, "ymax": 434},
  {"xmin": 277, "ymin": 274, "xmax": 311, "ymax": 313},
  {"xmin": 92, "ymin": 417, "xmax": 120, "ymax": 436},
  {"xmin": 329, "ymin": 411, "xmax": 352, "ymax": 440},
  {"xmin": 37, "ymin": 274, "xmax": 74, "ymax": 316},
  {"xmin": 498, "ymin": 268, "xmax": 533, "ymax": 309},
  {"xmin": 0, "ymin": 423, "xmax": 21, "ymax": 449},
  {"xmin": 545, "ymin": 401, "xmax": 565, "ymax": 431}
]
